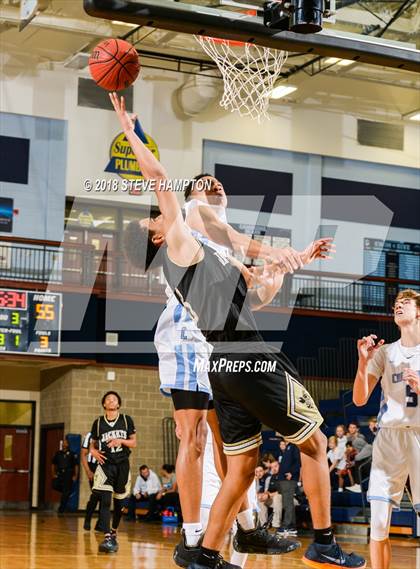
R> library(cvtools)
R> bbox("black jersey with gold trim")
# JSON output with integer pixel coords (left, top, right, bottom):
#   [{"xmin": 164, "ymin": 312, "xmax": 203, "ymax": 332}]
[{"xmin": 90, "ymin": 414, "xmax": 135, "ymax": 464}]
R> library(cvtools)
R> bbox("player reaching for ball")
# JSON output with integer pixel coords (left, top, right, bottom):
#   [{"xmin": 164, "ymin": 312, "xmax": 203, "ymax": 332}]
[
  {"xmin": 110, "ymin": 91, "xmax": 366, "ymax": 569},
  {"xmin": 353, "ymin": 289, "xmax": 420, "ymax": 569}
]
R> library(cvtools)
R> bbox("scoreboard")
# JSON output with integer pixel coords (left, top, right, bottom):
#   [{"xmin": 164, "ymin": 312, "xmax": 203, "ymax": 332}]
[{"xmin": 0, "ymin": 289, "xmax": 62, "ymax": 356}]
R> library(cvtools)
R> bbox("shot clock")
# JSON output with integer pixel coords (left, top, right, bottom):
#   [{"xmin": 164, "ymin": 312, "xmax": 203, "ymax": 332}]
[{"xmin": 0, "ymin": 289, "xmax": 62, "ymax": 356}]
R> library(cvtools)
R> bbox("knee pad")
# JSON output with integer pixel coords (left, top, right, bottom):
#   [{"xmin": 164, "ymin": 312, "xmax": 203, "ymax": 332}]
[{"xmin": 370, "ymin": 500, "xmax": 393, "ymax": 541}]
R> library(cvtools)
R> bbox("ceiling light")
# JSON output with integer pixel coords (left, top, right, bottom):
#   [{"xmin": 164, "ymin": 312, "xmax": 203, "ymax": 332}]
[
  {"xmin": 270, "ymin": 85, "xmax": 297, "ymax": 100},
  {"xmin": 325, "ymin": 57, "xmax": 354, "ymax": 67},
  {"xmin": 403, "ymin": 110, "xmax": 420, "ymax": 122}
]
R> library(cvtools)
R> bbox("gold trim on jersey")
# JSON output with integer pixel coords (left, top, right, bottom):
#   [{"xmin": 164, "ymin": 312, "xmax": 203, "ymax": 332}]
[
  {"xmin": 284, "ymin": 372, "xmax": 323, "ymax": 444},
  {"xmin": 92, "ymin": 465, "xmax": 113, "ymax": 493},
  {"xmin": 223, "ymin": 433, "xmax": 262, "ymax": 456}
]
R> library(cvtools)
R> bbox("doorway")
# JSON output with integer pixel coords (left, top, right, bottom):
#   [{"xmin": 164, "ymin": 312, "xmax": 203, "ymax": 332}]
[{"xmin": 38, "ymin": 424, "xmax": 64, "ymax": 509}]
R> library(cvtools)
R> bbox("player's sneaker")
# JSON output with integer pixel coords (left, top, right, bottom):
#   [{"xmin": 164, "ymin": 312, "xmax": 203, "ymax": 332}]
[
  {"xmin": 188, "ymin": 556, "xmax": 241, "ymax": 569},
  {"xmin": 173, "ymin": 531, "xmax": 203, "ymax": 567},
  {"xmin": 345, "ymin": 484, "xmax": 362, "ymax": 493},
  {"xmin": 276, "ymin": 527, "xmax": 288, "ymax": 537},
  {"xmin": 98, "ymin": 534, "xmax": 118, "ymax": 553},
  {"xmin": 303, "ymin": 541, "xmax": 366, "ymax": 568},
  {"xmin": 233, "ymin": 522, "xmax": 300, "ymax": 554}
]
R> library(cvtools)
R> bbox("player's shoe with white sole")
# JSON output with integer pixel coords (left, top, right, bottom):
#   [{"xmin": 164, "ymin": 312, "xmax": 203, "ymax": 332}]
[
  {"xmin": 233, "ymin": 522, "xmax": 300, "ymax": 554},
  {"xmin": 303, "ymin": 541, "xmax": 366, "ymax": 568},
  {"xmin": 173, "ymin": 531, "xmax": 203, "ymax": 567}
]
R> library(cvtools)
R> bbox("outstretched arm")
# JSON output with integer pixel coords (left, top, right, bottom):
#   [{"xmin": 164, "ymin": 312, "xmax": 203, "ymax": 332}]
[
  {"xmin": 189, "ymin": 205, "xmax": 303, "ymax": 272},
  {"xmin": 191, "ymin": 205, "xmax": 335, "ymax": 272},
  {"xmin": 110, "ymin": 93, "xmax": 200, "ymax": 266}
]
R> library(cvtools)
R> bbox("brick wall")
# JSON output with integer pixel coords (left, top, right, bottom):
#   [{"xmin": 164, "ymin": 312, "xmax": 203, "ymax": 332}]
[{"xmin": 40, "ymin": 365, "xmax": 173, "ymax": 507}]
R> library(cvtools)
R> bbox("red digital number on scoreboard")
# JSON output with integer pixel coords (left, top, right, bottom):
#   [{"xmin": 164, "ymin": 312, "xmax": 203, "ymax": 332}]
[{"xmin": 0, "ymin": 290, "xmax": 27, "ymax": 310}]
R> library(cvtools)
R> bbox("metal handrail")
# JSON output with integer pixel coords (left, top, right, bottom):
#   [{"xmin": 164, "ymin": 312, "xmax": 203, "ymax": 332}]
[{"xmin": 0, "ymin": 238, "xmax": 418, "ymax": 315}]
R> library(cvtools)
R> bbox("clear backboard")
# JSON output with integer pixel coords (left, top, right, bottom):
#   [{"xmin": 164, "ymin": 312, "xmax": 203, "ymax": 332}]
[{"xmin": 84, "ymin": 0, "xmax": 420, "ymax": 72}]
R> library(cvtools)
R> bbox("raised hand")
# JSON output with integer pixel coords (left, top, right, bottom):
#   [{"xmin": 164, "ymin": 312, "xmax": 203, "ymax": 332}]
[
  {"xmin": 300, "ymin": 237, "xmax": 336, "ymax": 266},
  {"xmin": 357, "ymin": 334, "xmax": 385, "ymax": 362},
  {"xmin": 109, "ymin": 92, "xmax": 137, "ymax": 134}
]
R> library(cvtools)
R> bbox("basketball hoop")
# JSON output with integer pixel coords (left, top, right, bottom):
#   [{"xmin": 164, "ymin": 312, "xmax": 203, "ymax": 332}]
[{"xmin": 195, "ymin": 36, "xmax": 288, "ymax": 122}]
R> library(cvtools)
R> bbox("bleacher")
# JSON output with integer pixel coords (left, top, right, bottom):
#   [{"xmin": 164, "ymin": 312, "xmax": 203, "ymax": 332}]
[{"xmin": 262, "ymin": 383, "xmax": 418, "ymax": 538}]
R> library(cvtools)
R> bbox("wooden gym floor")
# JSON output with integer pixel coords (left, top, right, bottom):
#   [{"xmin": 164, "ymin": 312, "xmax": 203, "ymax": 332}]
[{"xmin": 0, "ymin": 512, "xmax": 418, "ymax": 569}]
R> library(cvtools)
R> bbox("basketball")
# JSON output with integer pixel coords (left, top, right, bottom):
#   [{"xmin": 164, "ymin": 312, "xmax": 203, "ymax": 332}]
[{"xmin": 89, "ymin": 38, "xmax": 140, "ymax": 91}]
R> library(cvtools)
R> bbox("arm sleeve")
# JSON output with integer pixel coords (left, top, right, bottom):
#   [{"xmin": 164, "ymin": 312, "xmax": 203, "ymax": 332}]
[
  {"xmin": 367, "ymin": 345, "xmax": 386, "ymax": 379},
  {"xmin": 126, "ymin": 415, "xmax": 136, "ymax": 436}
]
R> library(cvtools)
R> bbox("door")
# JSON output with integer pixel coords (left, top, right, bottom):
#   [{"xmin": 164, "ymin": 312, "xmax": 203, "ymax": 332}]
[
  {"xmin": 39, "ymin": 425, "xmax": 63, "ymax": 507},
  {"xmin": 0, "ymin": 427, "xmax": 32, "ymax": 507}
]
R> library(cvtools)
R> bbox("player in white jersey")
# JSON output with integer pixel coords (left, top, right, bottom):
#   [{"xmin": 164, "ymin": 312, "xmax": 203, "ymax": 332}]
[{"xmin": 353, "ymin": 289, "xmax": 420, "ymax": 569}]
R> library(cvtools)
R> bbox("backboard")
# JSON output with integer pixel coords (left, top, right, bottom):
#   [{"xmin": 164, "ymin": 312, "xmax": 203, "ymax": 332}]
[{"xmin": 84, "ymin": 0, "xmax": 420, "ymax": 72}]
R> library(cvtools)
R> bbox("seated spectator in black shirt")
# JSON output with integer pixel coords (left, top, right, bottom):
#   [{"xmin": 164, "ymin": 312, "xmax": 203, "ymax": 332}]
[
  {"xmin": 257, "ymin": 461, "xmax": 283, "ymax": 530},
  {"xmin": 277, "ymin": 442, "xmax": 301, "ymax": 537}
]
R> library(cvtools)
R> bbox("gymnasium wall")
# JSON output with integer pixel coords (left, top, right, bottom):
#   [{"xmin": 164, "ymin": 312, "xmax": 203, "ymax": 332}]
[
  {"xmin": 39, "ymin": 366, "xmax": 173, "ymax": 508},
  {"xmin": 0, "ymin": 112, "xmax": 67, "ymax": 241},
  {"xmin": 1, "ymin": 66, "xmax": 419, "ymax": 215}
]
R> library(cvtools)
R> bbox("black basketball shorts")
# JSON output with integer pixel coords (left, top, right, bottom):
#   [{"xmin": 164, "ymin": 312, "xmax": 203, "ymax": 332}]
[
  {"xmin": 171, "ymin": 388, "xmax": 212, "ymax": 411},
  {"xmin": 92, "ymin": 459, "xmax": 131, "ymax": 499},
  {"xmin": 209, "ymin": 351, "xmax": 323, "ymax": 456}
]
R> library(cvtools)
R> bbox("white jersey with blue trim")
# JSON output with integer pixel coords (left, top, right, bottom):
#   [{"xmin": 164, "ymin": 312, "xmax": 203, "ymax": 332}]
[
  {"xmin": 368, "ymin": 340, "xmax": 420, "ymax": 429},
  {"xmin": 155, "ymin": 200, "xmax": 231, "ymax": 395}
]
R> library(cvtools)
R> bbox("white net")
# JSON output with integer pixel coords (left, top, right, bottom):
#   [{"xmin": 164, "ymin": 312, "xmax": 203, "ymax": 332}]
[{"xmin": 196, "ymin": 36, "xmax": 288, "ymax": 122}]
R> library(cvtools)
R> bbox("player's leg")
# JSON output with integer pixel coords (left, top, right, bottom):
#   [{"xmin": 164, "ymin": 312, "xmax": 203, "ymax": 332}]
[
  {"xmin": 110, "ymin": 462, "xmax": 132, "ymax": 541},
  {"xmin": 198, "ymin": 449, "xmax": 258, "ymax": 554},
  {"xmin": 84, "ymin": 489, "xmax": 101, "ymax": 530},
  {"xmin": 199, "ymin": 423, "xmax": 249, "ymax": 568},
  {"xmin": 217, "ymin": 360, "xmax": 366, "ymax": 568},
  {"xmin": 369, "ymin": 500, "xmax": 393, "ymax": 569},
  {"xmin": 207, "ymin": 406, "xmax": 255, "ymax": 532},
  {"xmin": 172, "ymin": 390, "xmax": 210, "ymax": 567},
  {"xmin": 367, "ymin": 428, "xmax": 414, "ymax": 569},
  {"xmin": 173, "ymin": 392, "xmax": 208, "ymax": 543},
  {"xmin": 298, "ymin": 430, "xmax": 331, "ymax": 529},
  {"xmin": 93, "ymin": 463, "xmax": 118, "ymax": 553}
]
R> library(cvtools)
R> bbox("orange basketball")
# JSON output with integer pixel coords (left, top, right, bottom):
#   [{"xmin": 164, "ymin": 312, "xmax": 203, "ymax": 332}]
[{"xmin": 89, "ymin": 38, "xmax": 140, "ymax": 91}]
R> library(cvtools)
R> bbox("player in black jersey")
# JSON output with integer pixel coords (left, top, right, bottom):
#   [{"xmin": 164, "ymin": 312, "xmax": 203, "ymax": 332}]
[
  {"xmin": 110, "ymin": 93, "xmax": 366, "ymax": 569},
  {"xmin": 89, "ymin": 391, "xmax": 136, "ymax": 554}
]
